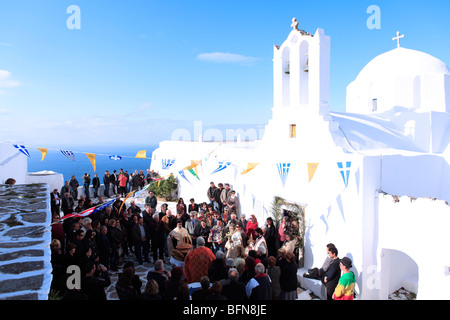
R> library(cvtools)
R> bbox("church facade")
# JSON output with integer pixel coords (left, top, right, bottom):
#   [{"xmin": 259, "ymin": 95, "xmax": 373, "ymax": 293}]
[{"xmin": 151, "ymin": 20, "xmax": 450, "ymax": 299}]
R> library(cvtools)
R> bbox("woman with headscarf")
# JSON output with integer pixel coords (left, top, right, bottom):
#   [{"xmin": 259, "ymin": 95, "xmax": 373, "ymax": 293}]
[{"xmin": 225, "ymin": 190, "xmax": 239, "ymax": 216}]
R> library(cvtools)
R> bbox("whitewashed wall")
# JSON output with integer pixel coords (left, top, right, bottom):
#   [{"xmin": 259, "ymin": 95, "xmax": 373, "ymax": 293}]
[
  {"xmin": 377, "ymin": 194, "xmax": 450, "ymax": 300},
  {"xmin": 0, "ymin": 143, "xmax": 28, "ymax": 184}
]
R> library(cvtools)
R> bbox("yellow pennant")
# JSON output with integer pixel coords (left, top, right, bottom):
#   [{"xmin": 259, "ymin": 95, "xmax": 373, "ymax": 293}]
[
  {"xmin": 85, "ymin": 153, "xmax": 96, "ymax": 171},
  {"xmin": 135, "ymin": 150, "xmax": 147, "ymax": 159},
  {"xmin": 308, "ymin": 163, "xmax": 319, "ymax": 182},
  {"xmin": 241, "ymin": 163, "xmax": 259, "ymax": 175},
  {"xmin": 183, "ymin": 160, "xmax": 201, "ymax": 171},
  {"xmin": 37, "ymin": 148, "xmax": 48, "ymax": 161}
]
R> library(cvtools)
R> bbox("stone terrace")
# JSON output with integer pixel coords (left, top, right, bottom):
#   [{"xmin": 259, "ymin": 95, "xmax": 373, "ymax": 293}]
[{"xmin": 0, "ymin": 183, "xmax": 52, "ymax": 300}]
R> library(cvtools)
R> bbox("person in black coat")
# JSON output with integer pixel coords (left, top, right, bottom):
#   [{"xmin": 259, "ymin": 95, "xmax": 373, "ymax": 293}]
[
  {"xmin": 131, "ymin": 173, "xmax": 141, "ymax": 191},
  {"xmin": 115, "ymin": 267, "xmax": 139, "ymax": 300},
  {"xmin": 164, "ymin": 266, "xmax": 183, "ymax": 300},
  {"xmin": 279, "ymin": 251, "xmax": 298, "ymax": 300},
  {"xmin": 110, "ymin": 171, "xmax": 117, "ymax": 195},
  {"xmin": 205, "ymin": 281, "xmax": 227, "ymax": 300},
  {"xmin": 247, "ymin": 263, "xmax": 272, "ymax": 300},
  {"xmin": 82, "ymin": 262, "xmax": 111, "ymax": 300},
  {"xmin": 81, "ymin": 229, "xmax": 98, "ymax": 263},
  {"xmin": 192, "ymin": 276, "xmax": 211, "ymax": 300},
  {"xmin": 198, "ymin": 219, "xmax": 211, "ymax": 249},
  {"xmin": 97, "ymin": 226, "xmax": 112, "ymax": 270},
  {"xmin": 264, "ymin": 217, "xmax": 277, "ymax": 257},
  {"xmin": 120, "ymin": 211, "xmax": 135, "ymax": 255},
  {"xmin": 322, "ymin": 246, "xmax": 341, "ymax": 300},
  {"xmin": 150, "ymin": 214, "xmax": 165, "ymax": 261},
  {"xmin": 103, "ymin": 171, "xmax": 111, "ymax": 197},
  {"xmin": 147, "ymin": 259, "xmax": 170, "ymax": 298},
  {"xmin": 132, "ymin": 216, "xmax": 150, "ymax": 265},
  {"xmin": 62, "ymin": 242, "xmax": 78, "ymax": 272},
  {"xmin": 221, "ymin": 268, "xmax": 247, "ymax": 300},
  {"xmin": 50, "ymin": 189, "xmax": 61, "ymax": 216},
  {"xmin": 240, "ymin": 256, "xmax": 256, "ymax": 284},
  {"xmin": 107, "ymin": 220, "xmax": 121, "ymax": 271},
  {"xmin": 142, "ymin": 206, "xmax": 156, "ymax": 258},
  {"xmin": 208, "ymin": 251, "xmax": 227, "ymax": 282},
  {"xmin": 142, "ymin": 206, "xmax": 154, "ymax": 232},
  {"xmin": 188, "ymin": 198, "xmax": 199, "ymax": 213},
  {"xmin": 61, "ymin": 192, "xmax": 75, "ymax": 216},
  {"xmin": 60, "ymin": 181, "xmax": 72, "ymax": 201},
  {"xmin": 92, "ymin": 174, "xmax": 100, "ymax": 198},
  {"xmin": 69, "ymin": 176, "xmax": 79, "ymax": 200},
  {"xmin": 145, "ymin": 191, "xmax": 157, "ymax": 213}
]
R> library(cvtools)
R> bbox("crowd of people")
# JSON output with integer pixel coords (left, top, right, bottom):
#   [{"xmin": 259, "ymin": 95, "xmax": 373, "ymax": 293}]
[
  {"xmin": 49, "ymin": 171, "xmax": 354, "ymax": 301},
  {"xmin": 52, "ymin": 169, "xmax": 158, "ymax": 217}
]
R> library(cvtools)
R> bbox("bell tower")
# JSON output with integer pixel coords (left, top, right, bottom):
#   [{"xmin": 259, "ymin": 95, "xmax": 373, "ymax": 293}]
[{"xmin": 273, "ymin": 18, "xmax": 330, "ymax": 116}]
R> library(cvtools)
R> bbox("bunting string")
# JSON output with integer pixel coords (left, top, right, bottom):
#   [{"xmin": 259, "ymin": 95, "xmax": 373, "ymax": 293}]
[
  {"xmin": 8, "ymin": 144, "xmax": 152, "ymax": 160},
  {"xmin": 8, "ymin": 143, "xmax": 152, "ymax": 171}
]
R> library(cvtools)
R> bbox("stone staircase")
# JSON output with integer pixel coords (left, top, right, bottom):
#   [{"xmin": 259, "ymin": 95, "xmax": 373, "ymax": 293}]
[{"xmin": 0, "ymin": 183, "xmax": 52, "ymax": 300}]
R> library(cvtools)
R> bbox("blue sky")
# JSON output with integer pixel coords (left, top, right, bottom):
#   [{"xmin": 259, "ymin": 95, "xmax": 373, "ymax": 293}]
[{"xmin": 0, "ymin": 0, "xmax": 449, "ymax": 148}]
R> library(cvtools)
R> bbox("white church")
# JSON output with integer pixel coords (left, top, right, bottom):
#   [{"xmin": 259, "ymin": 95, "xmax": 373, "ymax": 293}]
[{"xmin": 150, "ymin": 19, "xmax": 450, "ymax": 300}]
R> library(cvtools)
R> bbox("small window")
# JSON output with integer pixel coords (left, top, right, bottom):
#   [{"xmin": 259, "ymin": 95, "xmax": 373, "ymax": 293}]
[
  {"xmin": 372, "ymin": 98, "xmax": 378, "ymax": 112},
  {"xmin": 289, "ymin": 124, "xmax": 297, "ymax": 138}
]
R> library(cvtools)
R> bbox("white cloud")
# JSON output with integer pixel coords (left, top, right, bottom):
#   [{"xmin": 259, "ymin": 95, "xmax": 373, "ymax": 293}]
[
  {"xmin": 0, "ymin": 70, "xmax": 20, "ymax": 88},
  {"xmin": 0, "ymin": 42, "xmax": 13, "ymax": 47},
  {"xmin": 197, "ymin": 52, "xmax": 258, "ymax": 65},
  {"xmin": 2, "ymin": 111, "xmax": 187, "ymax": 147},
  {"xmin": 137, "ymin": 102, "xmax": 156, "ymax": 112}
]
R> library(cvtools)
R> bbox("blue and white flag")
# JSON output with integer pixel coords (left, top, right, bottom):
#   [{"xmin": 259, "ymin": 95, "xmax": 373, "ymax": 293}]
[
  {"xmin": 337, "ymin": 161, "xmax": 351, "ymax": 187},
  {"xmin": 211, "ymin": 161, "xmax": 232, "ymax": 175},
  {"xmin": 13, "ymin": 144, "xmax": 30, "ymax": 158},
  {"xmin": 61, "ymin": 150, "xmax": 75, "ymax": 162},
  {"xmin": 109, "ymin": 155, "xmax": 122, "ymax": 161},
  {"xmin": 95, "ymin": 198, "xmax": 116, "ymax": 212},
  {"xmin": 178, "ymin": 170, "xmax": 192, "ymax": 185},
  {"xmin": 162, "ymin": 159, "xmax": 175, "ymax": 170},
  {"xmin": 277, "ymin": 163, "xmax": 291, "ymax": 187},
  {"xmin": 59, "ymin": 198, "xmax": 116, "ymax": 222}
]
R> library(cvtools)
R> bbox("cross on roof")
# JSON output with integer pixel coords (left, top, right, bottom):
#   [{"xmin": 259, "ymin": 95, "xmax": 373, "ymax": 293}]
[{"xmin": 392, "ymin": 31, "xmax": 405, "ymax": 48}]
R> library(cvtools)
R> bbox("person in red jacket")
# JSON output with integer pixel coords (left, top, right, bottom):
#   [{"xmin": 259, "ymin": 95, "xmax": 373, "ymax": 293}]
[
  {"xmin": 184, "ymin": 237, "xmax": 216, "ymax": 283},
  {"xmin": 118, "ymin": 173, "xmax": 127, "ymax": 197},
  {"xmin": 245, "ymin": 214, "xmax": 259, "ymax": 242}
]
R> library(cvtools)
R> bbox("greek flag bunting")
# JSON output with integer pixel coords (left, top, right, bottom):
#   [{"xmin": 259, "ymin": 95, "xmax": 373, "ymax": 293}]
[
  {"xmin": 109, "ymin": 155, "xmax": 122, "ymax": 161},
  {"xmin": 178, "ymin": 170, "xmax": 192, "ymax": 185},
  {"xmin": 277, "ymin": 163, "xmax": 291, "ymax": 186},
  {"xmin": 162, "ymin": 159, "xmax": 175, "ymax": 170},
  {"xmin": 58, "ymin": 199, "xmax": 116, "ymax": 223},
  {"xmin": 211, "ymin": 161, "xmax": 232, "ymax": 175},
  {"xmin": 61, "ymin": 150, "xmax": 76, "ymax": 162},
  {"xmin": 13, "ymin": 144, "xmax": 30, "ymax": 158},
  {"xmin": 337, "ymin": 161, "xmax": 351, "ymax": 187}
]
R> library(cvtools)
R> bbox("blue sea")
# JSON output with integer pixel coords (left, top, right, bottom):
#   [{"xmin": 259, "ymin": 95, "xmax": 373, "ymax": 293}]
[{"xmin": 27, "ymin": 145, "xmax": 157, "ymax": 182}]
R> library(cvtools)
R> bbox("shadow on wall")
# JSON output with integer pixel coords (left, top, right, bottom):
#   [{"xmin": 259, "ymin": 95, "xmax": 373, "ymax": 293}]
[
  {"xmin": 303, "ymin": 222, "xmax": 315, "ymax": 269},
  {"xmin": 380, "ymin": 248, "xmax": 418, "ymax": 300}
]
